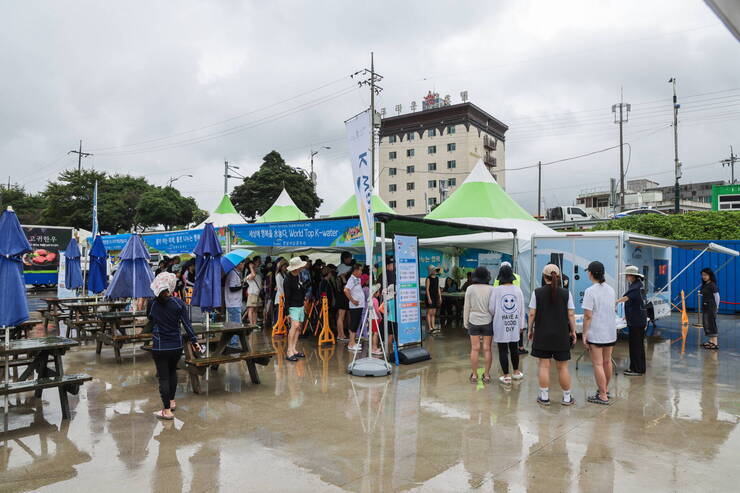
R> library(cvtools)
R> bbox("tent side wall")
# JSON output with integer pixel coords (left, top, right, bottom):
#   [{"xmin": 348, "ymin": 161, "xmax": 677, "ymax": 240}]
[{"xmin": 672, "ymin": 240, "xmax": 739, "ymax": 314}]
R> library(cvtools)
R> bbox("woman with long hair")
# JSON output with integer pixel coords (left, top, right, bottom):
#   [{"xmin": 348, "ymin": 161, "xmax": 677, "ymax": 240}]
[
  {"xmin": 425, "ymin": 265, "xmax": 442, "ymax": 335},
  {"xmin": 463, "ymin": 267, "xmax": 494, "ymax": 383},
  {"xmin": 528, "ymin": 264, "xmax": 577, "ymax": 406},
  {"xmin": 489, "ymin": 264, "xmax": 525, "ymax": 383},
  {"xmin": 700, "ymin": 267, "xmax": 720, "ymax": 350},
  {"xmin": 148, "ymin": 272, "xmax": 200, "ymax": 420},
  {"xmin": 582, "ymin": 261, "xmax": 617, "ymax": 405},
  {"xmin": 335, "ymin": 269, "xmax": 351, "ymax": 342}
]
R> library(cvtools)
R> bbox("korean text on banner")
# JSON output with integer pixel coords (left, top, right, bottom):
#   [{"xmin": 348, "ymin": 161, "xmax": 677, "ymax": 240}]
[
  {"xmin": 345, "ymin": 110, "xmax": 374, "ymax": 261},
  {"xmin": 394, "ymin": 234, "xmax": 422, "ymax": 346}
]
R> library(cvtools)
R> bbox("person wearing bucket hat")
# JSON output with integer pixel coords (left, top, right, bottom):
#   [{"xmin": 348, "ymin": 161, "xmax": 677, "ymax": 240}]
[
  {"xmin": 617, "ymin": 265, "xmax": 648, "ymax": 376},
  {"xmin": 464, "ymin": 266, "xmax": 493, "ymax": 383},
  {"xmin": 425, "ymin": 265, "xmax": 442, "ymax": 335},
  {"xmin": 582, "ymin": 260, "xmax": 617, "ymax": 405},
  {"xmin": 527, "ymin": 264, "xmax": 577, "ymax": 406},
  {"xmin": 284, "ymin": 257, "xmax": 308, "ymax": 361},
  {"xmin": 147, "ymin": 272, "xmax": 200, "ymax": 420}
]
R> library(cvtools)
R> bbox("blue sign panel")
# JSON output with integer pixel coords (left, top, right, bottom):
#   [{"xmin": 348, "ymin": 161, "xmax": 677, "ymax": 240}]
[
  {"xmin": 394, "ymin": 234, "xmax": 422, "ymax": 346},
  {"xmin": 230, "ymin": 218, "xmax": 363, "ymax": 249},
  {"xmin": 98, "ymin": 229, "xmax": 227, "ymax": 254}
]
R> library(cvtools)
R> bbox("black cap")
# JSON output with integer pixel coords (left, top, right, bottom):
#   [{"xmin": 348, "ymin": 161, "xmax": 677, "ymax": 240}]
[{"xmin": 586, "ymin": 261, "xmax": 605, "ymax": 276}]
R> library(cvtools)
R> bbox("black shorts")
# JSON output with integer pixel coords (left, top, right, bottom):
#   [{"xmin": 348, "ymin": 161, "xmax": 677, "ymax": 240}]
[
  {"xmin": 588, "ymin": 341, "xmax": 616, "ymax": 347},
  {"xmin": 427, "ymin": 298, "xmax": 440, "ymax": 309},
  {"xmin": 387, "ymin": 321, "xmax": 398, "ymax": 338},
  {"xmin": 531, "ymin": 348, "xmax": 571, "ymax": 361},
  {"xmin": 348, "ymin": 308, "xmax": 363, "ymax": 333},
  {"xmin": 468, "ymin": 323, "xmax": 493, "ymax": 336}
]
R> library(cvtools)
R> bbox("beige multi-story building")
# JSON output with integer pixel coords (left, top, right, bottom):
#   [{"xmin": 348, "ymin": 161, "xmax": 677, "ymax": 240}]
[{"xmin": 379, "ymin": 98, "xmax": 508, "ymax": 216}]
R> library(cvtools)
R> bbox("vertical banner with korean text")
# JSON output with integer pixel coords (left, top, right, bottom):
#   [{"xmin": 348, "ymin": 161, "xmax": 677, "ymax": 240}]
[{"xmin": 345, "ymin": 110, "xmax": 374, "ymax": 262}]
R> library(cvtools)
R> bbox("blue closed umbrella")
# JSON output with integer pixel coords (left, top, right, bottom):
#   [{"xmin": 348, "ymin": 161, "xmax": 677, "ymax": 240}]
[
  {"xmin": 219, "ymin": 248, "xmax": 253, "ymax": 274},
  {"xmin": 191, "ymin": 223, "xmax": 223, "ymax": 312},
  {"xmin": 0, "ymin": 207, "xmax": 32, "ymax": 328},
  {"xmin": 87, "ymin": 236, "xmax": 108, "ymax": 294},
  {"xmin": 105, "ymin": 234, "xmax": 154, "ymax": 299},
  {"xmin": 63, "ymin": 238, "xmax": 84, "ymax": 290}
]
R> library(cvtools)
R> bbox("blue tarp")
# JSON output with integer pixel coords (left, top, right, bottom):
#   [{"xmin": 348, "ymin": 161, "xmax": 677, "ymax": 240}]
[{"xmin": 672, "ymin": 240, "xmax": 739, "ymax": 314}]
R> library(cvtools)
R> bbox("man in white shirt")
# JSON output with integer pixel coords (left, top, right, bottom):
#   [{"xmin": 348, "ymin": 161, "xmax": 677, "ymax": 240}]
[
  {"xmin": 224, "ymin": 261, "xmax": 245, "ymax": 348},
  {"xmin": 344, "ymin": 263, "xmax": 365, "ymax": 351}
]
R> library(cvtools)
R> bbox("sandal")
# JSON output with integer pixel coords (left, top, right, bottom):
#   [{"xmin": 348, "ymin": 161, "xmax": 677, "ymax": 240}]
[
  {"xmin": 499, "ymin": 375, "xmax": 512, "ymax": 384},
  {"xmin": 587, "ymin": 394, "xmax": 610, "ymax": 405},
  {"xmin": 469, "ymin": 373, "xmax": 478, "ymax": 383},
  {"xmin": 704, "ymin": 342, "xmax": 719, "ymax": 350},
  {"xmin": 295, "ymin": 352, "xmax": 306, "ymax": 358},
  {"xmin": 154, "ymin": 410, "xmax": 174, "ymax": 420},
  {"xmin": 482, "ymin": 374, "xmax": 491, "ymax": 384},
  {"xmin": 286, "ymin": 354, "xmax": 299, "ymax": 362}
]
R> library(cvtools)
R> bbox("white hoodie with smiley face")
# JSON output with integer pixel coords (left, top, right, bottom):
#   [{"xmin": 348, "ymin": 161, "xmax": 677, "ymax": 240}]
[{"xmin": 489, "ymin": 283, "xmax": 526, "ymax": 343}]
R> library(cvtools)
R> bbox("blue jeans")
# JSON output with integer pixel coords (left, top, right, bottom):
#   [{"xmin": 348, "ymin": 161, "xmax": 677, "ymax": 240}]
[{"xmin": 226, "ymin": 307, "xmax": 241, "ymax": 346}]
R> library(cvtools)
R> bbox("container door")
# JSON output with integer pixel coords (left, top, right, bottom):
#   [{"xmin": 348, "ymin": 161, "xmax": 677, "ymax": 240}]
[{"xmin": 572, "ymin": 237, "xmax": 620, "ymax": 314}]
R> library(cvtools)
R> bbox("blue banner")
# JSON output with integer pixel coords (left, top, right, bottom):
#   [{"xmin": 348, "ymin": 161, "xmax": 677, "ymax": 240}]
[
  {"xmin": 98, "ymin": 229, "xmax": 225, "ymax": 254},
  {"xmin": 394, "ymin": 234, "xmax": 422, "ymax": 347},
  {"xmin": 230, "ymin": 218, "xmax": 363, "ymax": 249}
]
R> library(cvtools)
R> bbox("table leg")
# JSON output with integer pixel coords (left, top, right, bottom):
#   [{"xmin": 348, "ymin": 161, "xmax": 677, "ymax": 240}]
[
  {"xmin": 239, "ymin": 332, "xmax": 261, "ymax": 385},
  {"xmin": 188, "ymin": 370, "xmax": 201, "ymax": 394},
  {"xmin": 34, "ymin": 351, "xmax": 50, "ymax": 398},
  {"xmin": 53, "ymin": 352, "xmax": 71, "ymax": 419},
  {"xmin": 114, "ymin": 343, "xmax": 122, "ymax": 364}
]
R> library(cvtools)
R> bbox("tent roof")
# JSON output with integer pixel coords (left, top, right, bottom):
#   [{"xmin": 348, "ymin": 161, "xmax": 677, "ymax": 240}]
[
  {"xmin": 330, "ymin": 194, "xmax": 393, "ymax": 217},
  {"xmin": 368, "ymin": 212, "xmax": 516, "ymax": 239},
  {"xmin": 257, "ymin": 188, "xmax": 308, "ymax": 222},
  {"xmin": 197, "ymin": 195, "xmax": 247, "ymax": 228},
  {"xmin": 425, "ymin": 160, "xmax": 540, "ymax": 223}
]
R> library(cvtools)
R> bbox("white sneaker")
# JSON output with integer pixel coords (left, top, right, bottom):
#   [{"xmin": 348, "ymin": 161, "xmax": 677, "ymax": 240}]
[
  {"xmin": 348, "ymin": 344, "xmax": 362, "ymax": 352},
  {"xmin": 512, "ymin": 372, "xmax": 524, "ymax": 380},
  {"xmin": 499, "ymin": 375, "xmax": 512, "ymax": 384}
]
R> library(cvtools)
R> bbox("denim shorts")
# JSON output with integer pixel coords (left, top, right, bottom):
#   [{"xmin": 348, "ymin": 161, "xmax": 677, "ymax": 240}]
[
  {"xmin": 468, "ymin": 323, "xmax": 493, "ymax": 336},
  {"xmin": 288, "ymin": 307, "xmax": 305, "ymax": 323}
]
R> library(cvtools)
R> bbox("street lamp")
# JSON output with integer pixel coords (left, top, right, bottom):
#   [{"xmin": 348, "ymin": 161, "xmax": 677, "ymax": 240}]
[
  {"xmin": 310, "ymin": 146, "xmax": 331, "ymax": 185},
  {"xmin": 167, "ymin": 174, "xmax": 193, "ymax": 187}
]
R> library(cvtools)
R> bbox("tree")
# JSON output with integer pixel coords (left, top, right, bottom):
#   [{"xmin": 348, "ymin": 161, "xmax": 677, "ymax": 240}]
[
  {"xmin": 192, "ymin": 208, "xmax": 209, "ymax": 226},
  {"xmin": 231, "ymin": 150, "xmax": 322, "ymax": 218},
  {"xmin": 41, "ymin": 169, "xmax": 107, "ymax": 230},
  {"xmin": 99, "ymin": 175, "xmax": 154, "ymax": 232},
  {"xmin": 0, "ymin": 184, "xmax": 47, "ymax": 224},
  {"xmin": 136, "ymin": 186, "xmax": 201, "ymax": 230},
  {"xmin": 591, "ymin": 211, "xmax": 740, "ymax": 240}
]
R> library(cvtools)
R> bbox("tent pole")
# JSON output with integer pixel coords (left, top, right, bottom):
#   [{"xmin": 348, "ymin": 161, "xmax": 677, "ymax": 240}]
[
  {"xmin": 654, "ymin": 245, "xmax": 710, "ymax": 298},
  {"xmin": 512, "ymin": 232, "xmax": 518, "ymax": 273}
]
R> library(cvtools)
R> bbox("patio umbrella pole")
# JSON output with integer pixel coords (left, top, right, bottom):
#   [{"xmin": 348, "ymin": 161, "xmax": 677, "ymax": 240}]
[{"xmin": 3, "ymin": 325, "xmax": 8, "ymax": 431}]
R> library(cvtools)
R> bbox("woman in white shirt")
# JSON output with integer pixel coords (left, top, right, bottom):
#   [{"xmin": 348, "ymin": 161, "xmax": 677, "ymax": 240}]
[
  {"xmin": 489, "ymin": 264, "xmax": 526, "ymax": 384},
  {"xmin": 581, "ymin": 260, "xmax": 617, "ymax": 405},
  {"xmin": 273, "ymin": 260, "xmax": 288, "ymax": 324},
  {"xmin": 463, "ymin": 267, "xmax": 494, "ymax": 384}
]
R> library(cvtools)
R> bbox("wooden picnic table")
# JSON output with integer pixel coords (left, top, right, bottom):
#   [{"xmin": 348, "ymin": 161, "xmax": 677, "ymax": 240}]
[
  {"xmin": 0, "ymin": 319, "xmax": 43, "ymax": 340},
  {"xmin": 184, "ymin": 323, "xmax": 275, "ymax": 394},
  {"xmin": 95, "ymin": 310, "xmax": 148, "ymax": 363},
  {"xmin": 40, "ymin": 296, "xmax": 97, "ymax": 330},
  {"xmin": 62, "ymin": 300, "xmax": 129, "ymax": 339},
  {"xmin": 0, "ymin": 336, "xmax": 92, "ymax": 419}
]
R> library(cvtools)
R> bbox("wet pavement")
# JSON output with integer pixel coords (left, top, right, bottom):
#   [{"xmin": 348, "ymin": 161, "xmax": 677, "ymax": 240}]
[{"xmin": 2, "ymin": 308, "xmax": 739, "ymax": 492}]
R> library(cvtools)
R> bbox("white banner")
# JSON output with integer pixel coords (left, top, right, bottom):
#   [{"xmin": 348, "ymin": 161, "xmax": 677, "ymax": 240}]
[{"xmin": 345, "ymin": 110, "xmax": 374, "ymax": 262}]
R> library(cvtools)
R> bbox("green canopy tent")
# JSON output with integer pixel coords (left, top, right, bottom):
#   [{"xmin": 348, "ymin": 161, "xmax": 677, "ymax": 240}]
[
  {"xmin": 257, "ymin": 188, "xmax": 309, "ymax": 223},
  {"xmin": 196, "ymin": 194, "xmax": 247, "ymax": 228},
  {"xmin": 330, "ymin": 194, "xmax": 393, "ymax": 217}
]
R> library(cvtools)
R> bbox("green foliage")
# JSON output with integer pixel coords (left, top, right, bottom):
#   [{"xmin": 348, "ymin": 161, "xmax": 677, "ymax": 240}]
[
  {"xmin": 41, "ymin": 169, "xmax": 107, "ymax": 230},
  {"xmin": 231, "ymin": 150, "xmax": 322, "ymax": 218},
  {"xmin": 136, "ymin": 187, "xmax": 199, "ymax": 230},
  {"xmin": 192, "ymin": 208, "xmax": 209, "ymax": 225},
  {"xmin": 591, "ymin": 211, "xmax": 740, "ymax": 240},
  {"xmin": 0, "ymin": 185, "xmax": 46, "ymax": 224}
]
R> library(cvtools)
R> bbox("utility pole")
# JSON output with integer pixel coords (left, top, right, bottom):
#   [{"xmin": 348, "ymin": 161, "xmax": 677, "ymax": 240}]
[
  {"xmin": 68, "ymin": 140, "xmax": 93, "ymax": 173},
  {"xmin": 537, "ymin": 160, "xmax": 542, "ymax": 219},
  {"xmin": 223, "ymin": 160, "xmax": 243, "ymax": 195},
  {"xmin": 720, "ymin": 145, "xmax": 737, "ymax": 184},
  {"xmin": 353, "ymin": 52, "xmax": 383, "ymax": 186},
  {"xmin": 669, "ymin": 78, "xmax": 681, "ymax": 214},
  {"xmin": 612, "ymin": 89, "xmax": 631, "ymax": 211}
]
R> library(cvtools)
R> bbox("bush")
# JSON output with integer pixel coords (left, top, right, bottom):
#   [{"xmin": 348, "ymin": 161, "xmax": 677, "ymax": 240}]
[{"xmin": 591, "ymin": 211, "xmax": 740, "ymax": 240}]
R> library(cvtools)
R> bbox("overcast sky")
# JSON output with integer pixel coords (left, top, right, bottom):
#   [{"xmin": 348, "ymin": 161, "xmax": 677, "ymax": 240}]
[{"xmin": 2, "ymin": 0, "xmax": 739, "ymax": 217}]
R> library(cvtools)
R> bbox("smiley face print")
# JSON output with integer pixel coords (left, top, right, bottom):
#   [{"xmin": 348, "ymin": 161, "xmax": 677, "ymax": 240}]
[{"xmin": 501, "ymin": 294, "xmax": 517, "ymax": 314}]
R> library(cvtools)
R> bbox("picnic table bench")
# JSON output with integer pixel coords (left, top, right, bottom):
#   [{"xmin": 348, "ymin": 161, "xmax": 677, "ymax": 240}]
[
  {"xmin": 62, "ymin": 300, "xmax": 129, "ymax": 339},
  {"xmin": 0, "ymin": 336, "xmax": 92, "ymax": 419},
  {"xmin": 184, "ymin": 324, "xmax": 275, "ymax": 394},
  {"xmin": 40, "ymin": 297, "xmax": 96, "ymax": 330},
  {"xmin": 0, "ymin": 318, "xmax": 43, "ymax": 340},
  {"xmin": 95, "ymin": 310, "xmax": 148, "ymax": 363}
]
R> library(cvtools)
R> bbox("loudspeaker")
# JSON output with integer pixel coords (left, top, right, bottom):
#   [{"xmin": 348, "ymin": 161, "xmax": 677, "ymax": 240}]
[{"xmin": 398, "ymin": 346, "xmax": 431, "ymax": 365}]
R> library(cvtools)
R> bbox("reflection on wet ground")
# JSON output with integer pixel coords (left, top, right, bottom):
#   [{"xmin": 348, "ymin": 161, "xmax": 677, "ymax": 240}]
[{"xmin": 2, "ymin": 310, "xmax": 739, "ymax": 492}]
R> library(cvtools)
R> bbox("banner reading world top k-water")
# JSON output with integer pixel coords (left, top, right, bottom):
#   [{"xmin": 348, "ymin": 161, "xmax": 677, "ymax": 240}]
[{"xmin": 345, "ymin": 109, "xmax": 374, "ymax": 263}]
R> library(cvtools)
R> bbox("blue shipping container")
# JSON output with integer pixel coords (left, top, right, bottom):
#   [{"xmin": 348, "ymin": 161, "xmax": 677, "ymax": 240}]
[{"xmin": 671, "ymin": 240, "xmax": 740, "ymax": 314}]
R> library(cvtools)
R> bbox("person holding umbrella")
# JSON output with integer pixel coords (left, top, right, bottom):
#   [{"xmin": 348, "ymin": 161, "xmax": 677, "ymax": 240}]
[
  {"xmin": 284, "ymin": 257, "xmax": 308, "ymax": 362},
  {"xmin": 148, "ymin": 272, "xmax": 200, "ymax": 420},
  {"xmin": 616, "ymin": 265, "xmax": 647, "ymax": 376}
]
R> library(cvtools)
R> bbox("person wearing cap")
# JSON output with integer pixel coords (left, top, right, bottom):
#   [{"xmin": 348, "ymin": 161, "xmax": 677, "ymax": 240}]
[
  {"xmin": 489, "ymin": 263, "xmax": 526, "ymax": 384},
  {"xmin": 344, "ymin": 263, "xmax": 366, "ymax": 352},
  {"xmin": 425, "ymin": 265, "xmax": 442, "ymax": 335},
  {"xmin": 582, "ymin": 260, "xmax": 617, "ymax": 405},
  {"xmin": 284, "ymin": 257, "xmax": 308, "ymax": 362},
  {"xmin": 147, "ymin": 272, "xmax": 200, "ymax": 420},
  {"xmin": 527, "ymin": 264, "xmax": 577, "ymax": 406},
  {"xmin": 616, "ymin": 265, "xmax": 648, "ymax": 376},
  {"xmin": 464, "ymin": 266, "xmax": 494, "ymax": 383}
]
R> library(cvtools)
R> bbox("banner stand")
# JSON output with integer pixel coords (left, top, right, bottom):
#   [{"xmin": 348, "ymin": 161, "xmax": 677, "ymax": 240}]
[{"xmin": 393, "ymin": 234, "xmax": 430, "ymax": 365}]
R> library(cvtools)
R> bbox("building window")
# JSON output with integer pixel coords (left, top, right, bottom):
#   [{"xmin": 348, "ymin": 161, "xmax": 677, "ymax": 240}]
[
  {"xmin": 389, "ymin": 135, "xmax": 397, "ymax": 143},
  {"xmin": 428, "ymin": 197, "xmax": 437, "ymax": 206},
  {"xmin": 428, "ymin": 128, "xmax": 436, "ymax": 137},
  {"xmin": 447, "ymin": 160, "xmax": 456, "ymax": 169},
  {"xmin": 428, "ymin": 145, "xmax": 436, "ymax": 154},
  {"xmin": 406, "ymin": 182, "xmax": 415, "ymax": 191},
  {"xmin": 388, "ymin": 167, "xmax": 397, "ymax": 176},
  {"xmin": 428, "ymin": 162, "xmax": 437, "ymax": 171},
  {"xmin": 389, "ymin": 184, "xmax": 397, "ymax": 192},
  {"xmin": 406, "ymin": 132, "xmax": 415, "ymax": 141},
  {"xmin": 406, "ymin": 165, "xmax": 415, "ymax": 174},
  {"xmin": 448, "ymin": 178, "xmax": 457, "ymax": 187},
  {"xmin": 447, "ymin": 125, "xmax": 456, "ymax": 134},
  {"xmin": 447, "ymin": 143, "xmax": 456, "ymax": 151},
  {"xmin": 389, "ymin": 151, "xmax": 397, "ymax": 160},
  {"xmin": 406, "ymin": 199, "xmax": 415, "ymax": 208},
  {"xmin": 428, "ymin": 180, "xmax": 437, "ymax": 188},
  {"xmin": 406, "ymin": 149, "xmax": 415, "ymax": 157},
  {"xmin": 389, "ymin": 200, "xmax": 397, "ymax": 208}
]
